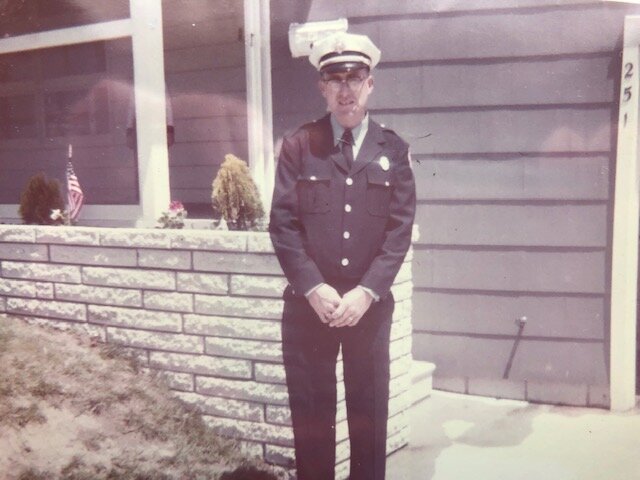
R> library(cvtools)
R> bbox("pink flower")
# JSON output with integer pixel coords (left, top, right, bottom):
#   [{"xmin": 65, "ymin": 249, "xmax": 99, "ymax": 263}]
[{"xmin": 169, "ymin": 200, "xmax": 184, "ymax": 212}]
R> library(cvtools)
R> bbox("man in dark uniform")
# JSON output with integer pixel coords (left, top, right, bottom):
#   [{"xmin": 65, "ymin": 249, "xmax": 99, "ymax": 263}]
[{"xmin": 269, "ymin": 32, "xmax": 416, "ymax": 480}]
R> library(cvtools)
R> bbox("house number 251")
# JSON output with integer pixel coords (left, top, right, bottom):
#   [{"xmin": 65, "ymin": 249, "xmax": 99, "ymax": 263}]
[{"xmin": 623, "ymin": 62, "xmax": 634, "ymax": 127}]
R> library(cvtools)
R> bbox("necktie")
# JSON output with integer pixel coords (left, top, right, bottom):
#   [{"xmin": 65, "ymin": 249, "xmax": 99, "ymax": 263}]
[{"xmin": 341, "ymin": 128, "xmax": 354, "ymax": 169}]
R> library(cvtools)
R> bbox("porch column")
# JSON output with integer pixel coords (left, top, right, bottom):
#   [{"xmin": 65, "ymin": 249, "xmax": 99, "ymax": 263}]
[
  {"xmin": 130, "ymin": 0, "xmax": 170, "ymax": 227},
  {"xmin": 244, "ymin": 0, "xmax": 275, "ymax": 211}
]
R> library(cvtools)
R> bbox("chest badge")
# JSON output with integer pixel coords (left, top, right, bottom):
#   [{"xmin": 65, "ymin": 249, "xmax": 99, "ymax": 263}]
[{"xmin": 378, "ymin": 155, "xmax": 390, "ymax": 171}]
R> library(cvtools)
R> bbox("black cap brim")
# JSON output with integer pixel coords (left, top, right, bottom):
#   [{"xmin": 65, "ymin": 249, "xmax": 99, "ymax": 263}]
[{"xmin": 319, "ymin": 61, "xmax": 370, "ymax": 75}]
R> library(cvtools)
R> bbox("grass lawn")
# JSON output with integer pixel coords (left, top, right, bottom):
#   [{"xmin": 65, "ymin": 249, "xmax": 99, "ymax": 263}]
[{"xmin": 0, "ymin": 316, "xmax": 287, "ymax": 480}]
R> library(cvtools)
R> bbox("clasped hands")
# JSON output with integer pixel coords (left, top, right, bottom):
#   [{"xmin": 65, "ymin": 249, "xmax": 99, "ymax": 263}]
[{"xmin": 308, "ymin": 284, "xmax": 373, "ymax": 328}]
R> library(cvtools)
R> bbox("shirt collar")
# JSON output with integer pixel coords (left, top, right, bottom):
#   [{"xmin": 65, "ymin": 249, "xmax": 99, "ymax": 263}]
[{"xmin": 330, "ymin": 113, "xmax": 369, "ymax": 150}]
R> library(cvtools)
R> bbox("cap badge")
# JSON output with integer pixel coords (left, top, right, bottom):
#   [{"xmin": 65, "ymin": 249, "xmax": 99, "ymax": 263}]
[
  {"xmin": 379, "ymin": 156, "xmax": 390, "ymax": 171},
  {"xmin": 334, "ymin": 40, "xmax": 346, "ymax": 53}
]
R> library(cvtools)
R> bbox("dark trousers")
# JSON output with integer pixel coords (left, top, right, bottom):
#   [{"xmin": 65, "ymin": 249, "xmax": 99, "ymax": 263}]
[{"xmin": 282, "ymin": 292, "xmax": 394, "ymax": 480}]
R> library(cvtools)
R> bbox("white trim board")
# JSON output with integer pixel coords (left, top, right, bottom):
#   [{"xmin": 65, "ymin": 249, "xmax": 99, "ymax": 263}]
[
  {"xmin": 0, "ymin": 19, "xmax": 133, "ymax": 55},
  {"xmin": 603, "ymin": 0, "xmax": 640, "ymax": 5},
  {"xmin": 610, "ymin": 14, "xmax": 640, "ymax": 411}
]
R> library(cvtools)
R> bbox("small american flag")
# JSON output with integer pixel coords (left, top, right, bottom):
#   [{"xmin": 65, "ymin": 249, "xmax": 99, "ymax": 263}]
[{"xmin": 66, "ymin": 160, "xmax": 84, "ymax": 221}]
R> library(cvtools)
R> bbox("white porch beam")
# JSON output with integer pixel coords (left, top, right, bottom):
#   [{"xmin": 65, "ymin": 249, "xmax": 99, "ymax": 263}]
[
  {"xmin": 130, "ymin": 0, "xmax": 170, "ymax": 227},
  {"xmin": 610, "ymin": 15, "xmax": 640, "ymax": 411},
  {"xmin": 260, "ymin": 0, "xmax": 275, "ymax": 210},
  {"xmin": 0, "ymin": 19, "xmax": 132, "ymax": 55},
  {"xmin": 244, "ymin": 0, "xmax": 275, "ymax": 211}
]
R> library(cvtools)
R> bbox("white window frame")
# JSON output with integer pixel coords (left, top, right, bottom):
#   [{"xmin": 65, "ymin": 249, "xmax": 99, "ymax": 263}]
[
  {"xmin": 0, "ymin": 1, "xmax": 172, "ymax": 226},
  {"xmin": 0, "ymin": 16, "xmax": 140, "ymax": 225},
  {"xmin": 610, "ymin": 14, "xmax": 640, "ymax": 411},
  {"xmin": 0, "ymin": 1, "xmax": 273, "ymax": 225}
]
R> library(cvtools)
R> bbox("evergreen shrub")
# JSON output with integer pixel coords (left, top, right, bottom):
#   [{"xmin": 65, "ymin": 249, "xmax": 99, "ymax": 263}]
[
  {"xmin": 211, "ymin": 154, "xmax": 265, "ymax": 230},
  {"xmin": 18, "ymin": 172, "xmax": 65, "ymax": 225}
]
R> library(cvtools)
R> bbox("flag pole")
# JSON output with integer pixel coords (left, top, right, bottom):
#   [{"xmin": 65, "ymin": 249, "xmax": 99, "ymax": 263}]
[
  {"xmin": 66, "ymin": 144, "xmax": 72, "ymax": 225},
  {"xmin": 65, "ymin": 143, "xmax": 85, "ymax": 225},
  {"xmin": 64, "ymin": 144, "xmax": 73, "ymax": 225}
]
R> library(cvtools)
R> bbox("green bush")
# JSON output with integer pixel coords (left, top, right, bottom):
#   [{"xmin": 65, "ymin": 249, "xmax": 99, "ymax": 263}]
[
  {"xmin": 18, "ymin": 172, "xmax": 65, "ymax": 225},
  {"xmin": 211, "ymin": 154, "xmax": 265, "ymax": 230}
]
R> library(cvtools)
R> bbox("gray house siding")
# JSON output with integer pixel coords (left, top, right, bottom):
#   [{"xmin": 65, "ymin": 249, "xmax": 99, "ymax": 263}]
[
  {"xmin": 162, "ymin": 0, "xmax": 248, "ymax": 212},
  {"xmin": 270, "ymin": 0, "xmax": 639, "ymax": 405}
]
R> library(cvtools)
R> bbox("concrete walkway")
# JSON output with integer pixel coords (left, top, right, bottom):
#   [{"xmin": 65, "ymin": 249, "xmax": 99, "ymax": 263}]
[{"xmin": 387, "ymin": 390, "xmax": 640, "ymax": 480}]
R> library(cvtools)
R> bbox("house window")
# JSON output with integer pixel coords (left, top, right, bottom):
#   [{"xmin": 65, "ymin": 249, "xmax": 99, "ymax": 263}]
[
  {"xmin": 0, "ymin": 0, "xmax": 272, "ymax": 224},
  {"xmin": 41, "ymin": 41, "xmax": 107, "ymax": 78},
  {"xmin": 0, "ymin": 38, "xmax": 138, "ymax": 205},
  {"xmin": 44, "ymin": 86, "xmax": 110, "ymax": 137},
  {"xmin": 0, "ymin": 95, "xmax": 38, "ymax": 139}
]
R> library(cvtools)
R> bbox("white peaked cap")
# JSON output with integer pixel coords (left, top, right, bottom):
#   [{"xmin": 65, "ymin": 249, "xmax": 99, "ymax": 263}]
[{"xmin": 309, "ymin": 32, "xmax": 381, "ymax": 73}]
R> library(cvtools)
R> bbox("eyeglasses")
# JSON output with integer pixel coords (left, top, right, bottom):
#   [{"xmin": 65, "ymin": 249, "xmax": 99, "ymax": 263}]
[{"xmin": 322, "ymin": 75, "xmax": 368, "ymax": 92}]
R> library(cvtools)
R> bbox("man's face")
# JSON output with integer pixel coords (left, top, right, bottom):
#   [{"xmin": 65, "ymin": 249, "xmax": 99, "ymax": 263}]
[{"xmin": 318, "ymin": 67, "xmax": 374, "ymax": 129}]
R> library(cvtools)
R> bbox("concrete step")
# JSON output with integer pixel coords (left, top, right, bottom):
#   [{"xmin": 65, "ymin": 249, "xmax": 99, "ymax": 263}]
[{"xmin": 410, "ymin": 360, "xmax": 436, "ymax": 406}]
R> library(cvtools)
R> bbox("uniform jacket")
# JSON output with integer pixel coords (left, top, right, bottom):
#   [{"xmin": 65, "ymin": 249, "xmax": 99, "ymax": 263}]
[{"xmin": 269, "ymin": 114, "xmax": 416, "ymax": 300}]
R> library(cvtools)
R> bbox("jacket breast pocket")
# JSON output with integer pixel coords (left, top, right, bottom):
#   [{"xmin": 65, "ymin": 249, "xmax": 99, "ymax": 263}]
[
  {"xmin": 366, "ymin": 168, "xmax": 393, "ymax": 217},
  {"xmin": 297, "ymin": 174, "xmax": 331, "ymax": 213}
]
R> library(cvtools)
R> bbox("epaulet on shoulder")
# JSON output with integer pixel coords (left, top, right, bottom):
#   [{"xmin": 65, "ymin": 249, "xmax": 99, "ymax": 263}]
[
  {"xmin": 284, "ymin": 118, "xmax": 323, "ymax": 139},
  {"xmin": 282, "ymin": 125, "xmax": 301, "ymax": 138},
  {"xmin": 381, "ymin": 124, "xmax": 409, "ymax": 149}
]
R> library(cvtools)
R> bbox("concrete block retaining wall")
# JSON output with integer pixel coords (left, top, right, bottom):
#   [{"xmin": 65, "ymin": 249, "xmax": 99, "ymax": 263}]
[{"xmin": 0, "ymin": 225, "xmax": 414, "ymax": 478}]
